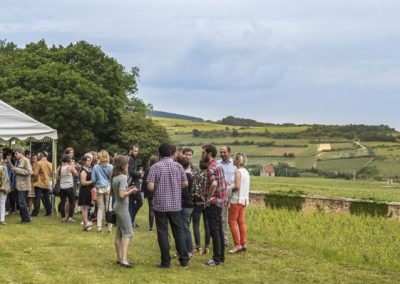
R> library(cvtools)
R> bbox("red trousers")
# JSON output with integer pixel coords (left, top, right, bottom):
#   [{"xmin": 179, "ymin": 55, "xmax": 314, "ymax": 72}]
[{"xmin": 228, "ymin": 203, "xmax": 247, "ymax": 247}]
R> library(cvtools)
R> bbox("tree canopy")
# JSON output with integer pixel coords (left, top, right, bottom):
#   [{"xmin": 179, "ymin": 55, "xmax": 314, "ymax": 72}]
[{"xmin": 0, "ymin": 39, "xmax": 169, "ymax": 161}]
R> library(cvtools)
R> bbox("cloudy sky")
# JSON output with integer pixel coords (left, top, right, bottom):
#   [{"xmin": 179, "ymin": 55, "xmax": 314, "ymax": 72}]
[{"xmin": 2, "ymin": 0, "xmax": 400, "ymax": 128}]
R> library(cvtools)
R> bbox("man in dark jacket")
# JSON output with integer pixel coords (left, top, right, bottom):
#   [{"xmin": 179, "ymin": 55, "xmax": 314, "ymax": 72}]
[{"xmin": 128, "ymin": 145, "xmax": 144, "ymax": 227}]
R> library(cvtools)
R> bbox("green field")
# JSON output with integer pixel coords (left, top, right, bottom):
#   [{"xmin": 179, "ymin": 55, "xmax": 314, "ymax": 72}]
[
  {"xmin": 316, "ymin": 157, "xmax": 372, "ymax": 174},
  {"xmin": 251, "ymin": 176, "xmax": 400, "ymax": 201},
  {"xmin": 154, "ymin": 117, "xmax": 400, "ymax": 178},
  {"xmin": 0, "ymin": 203, "xmax": 399, "ymax": 283}
]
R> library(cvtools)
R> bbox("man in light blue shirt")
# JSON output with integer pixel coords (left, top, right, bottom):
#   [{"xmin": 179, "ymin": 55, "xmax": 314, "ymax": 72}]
[{"xmin": 217, "ymin": 145, "xmax": 236, "ymax": 246}]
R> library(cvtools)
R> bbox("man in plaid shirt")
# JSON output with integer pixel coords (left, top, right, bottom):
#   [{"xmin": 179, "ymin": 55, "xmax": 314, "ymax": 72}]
[
  {"xmin": 147, "ymin": 143, "xmax": 189, "ymax": 268},
  {"xmin": 202, "ymin": 144, "xmax": 227, "ymax": 266}
]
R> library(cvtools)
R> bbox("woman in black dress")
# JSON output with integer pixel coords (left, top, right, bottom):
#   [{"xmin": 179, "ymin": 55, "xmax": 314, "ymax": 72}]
[{"xmin": 79, "ymin": 155, "xmax": 94, "ymax": 231}]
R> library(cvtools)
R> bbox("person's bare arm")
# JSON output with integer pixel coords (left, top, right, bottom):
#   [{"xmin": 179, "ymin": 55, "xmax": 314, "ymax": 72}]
[
  {"xmin": 69, "ymin": 165, "xmax": 78, "ymax": 177},
  {"xmin": 206, "ymin": 180, "xmax": 218, "ymax": 203},
  {"xmin": 233, "ymin": 171, "xmax": 241, "ymax": 192},
  {"xmin": 147, "ymin": 182, "xmax": 155, "ymax": 192},
  {"xmin": 119, "ymin": 186, "xmax": 137, "ymax": 199},
  {"xmin": 80, "ymin": 171, "xmax": 92, "ymax": 186}
]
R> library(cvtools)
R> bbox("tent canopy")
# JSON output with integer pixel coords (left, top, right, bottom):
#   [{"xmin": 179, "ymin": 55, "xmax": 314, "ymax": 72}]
[{"xmin": 0, "ymin": 100, "xmax": 58, "ymax": 141}]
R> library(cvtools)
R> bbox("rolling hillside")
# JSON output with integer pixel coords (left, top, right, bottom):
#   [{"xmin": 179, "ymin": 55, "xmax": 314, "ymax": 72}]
[{"xmin": 153, "ymin": 116, "xmax": 400, "ymax": 179}]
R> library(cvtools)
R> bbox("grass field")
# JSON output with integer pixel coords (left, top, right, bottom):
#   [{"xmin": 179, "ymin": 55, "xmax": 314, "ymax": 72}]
[
  {"xmin": 251, "ymin": 176, "xmax": 400, "ymax": 201},
  {"xmin": 316, "ymin": 157, "xmax": 372, "ymax": 174},
  {"xmin": 153, "ymin": 117, "xmax": 309, "ymax": 135},
  {"xmin": 153, "ymin": 117, "xmax": 400, "ymax": 178},
  {"xmin": 0, "ymin": 202, "xmax": 399, "ymax": 283}
]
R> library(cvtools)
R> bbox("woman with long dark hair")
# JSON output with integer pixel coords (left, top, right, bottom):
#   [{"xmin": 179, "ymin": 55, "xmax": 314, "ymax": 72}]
[{"xmin": 79, "ymin": 155, "xmax": 94, "ymax": 231}]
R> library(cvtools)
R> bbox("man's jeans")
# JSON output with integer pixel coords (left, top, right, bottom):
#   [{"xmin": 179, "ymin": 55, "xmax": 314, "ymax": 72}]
[
  {"xmin": 192, "ymin": 204, "xmax": 210, "ymax": 248},
  {"xmin": 129, "ymin": 191, "xmax": 143, "ymax": 224},
  {"xmin": 181, "ymin": 207, "xmax": 193, "ymax": 253},
  {"xmin": 205, "ymin": 204, "xmax": 225, "ymax": 263},
  {"xmin": 32, "ymin": 187, "xmax": 51, "ymax": 216},
  {"xmin": 17, "ymin": 191, "xmax": 30, "ymax": 222},
  {"xmin": 155, "ymin": 210, "xmax": 189, "ymax": 267}
]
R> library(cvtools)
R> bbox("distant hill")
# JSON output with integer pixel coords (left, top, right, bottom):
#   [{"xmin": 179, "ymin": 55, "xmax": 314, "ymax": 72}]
[
  {"xmin": 149, "ymin": 110, "xmax": 203, "ymax": 122},
  {"xmin": 216, "ymin": 116, "xmax": 299, "ymax": 127}
]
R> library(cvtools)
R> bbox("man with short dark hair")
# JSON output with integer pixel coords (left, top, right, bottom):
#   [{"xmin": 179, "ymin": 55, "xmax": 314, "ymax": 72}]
[
  {"xmin": 128, "ymin": 145, "xmax": 144, "ymax": 227},
  {"xmin": 182, "ymin": 147, "xmax": 198, "ymax": 173},
  {"xmin": 202, "ymin": 144, "xmax": 227, "ymax": 266},
  {"xmin": 7, "ymin": 147, "xmax": 32, "ymax": 223},
  {"xmin": 32, "ymin": 151, "xmax": 53, "ymax": 216},
  {"xmin": 147, "ymin": 143, "xmax": 189, "ymax": 268}
]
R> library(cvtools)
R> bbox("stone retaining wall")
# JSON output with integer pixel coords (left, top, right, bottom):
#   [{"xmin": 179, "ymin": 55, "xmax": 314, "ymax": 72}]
[{"xmin": 249, "ymin": 191, "xmax": 400, "ymax": 219}]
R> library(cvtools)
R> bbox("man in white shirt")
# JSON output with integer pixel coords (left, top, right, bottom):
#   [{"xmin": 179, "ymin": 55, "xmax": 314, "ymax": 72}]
[{"xmin": 217, "ymin": 145, "xmax": 236, "ymax": 246}]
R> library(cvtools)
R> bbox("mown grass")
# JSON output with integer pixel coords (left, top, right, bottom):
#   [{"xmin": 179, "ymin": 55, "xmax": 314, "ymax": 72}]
[
  {"xmin": 0, "ymin": 202, "xmax": 399, "ymax": 283},
  {"xmin": 251, "ymin": 176, "xmax": 400, "ymax": 202}
]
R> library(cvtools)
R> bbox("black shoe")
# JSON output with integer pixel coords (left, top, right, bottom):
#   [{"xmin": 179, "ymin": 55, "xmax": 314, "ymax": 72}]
[
  {"xmin": 156, "ymin": 263, "xmax": 170, "ymax": 269},
  {"xmin": 120, "ymin": 262, "xmax": 134, "ymax": 268},
  {"xmin": 20, "ymin": 220, "xmax": 31, "ymax": 224},
  {"xmin": 45, "ymin": 213, "xmax": 52, "ymax": 216}
]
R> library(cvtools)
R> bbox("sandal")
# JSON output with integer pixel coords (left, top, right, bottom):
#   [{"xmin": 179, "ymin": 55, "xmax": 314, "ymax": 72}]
[{"xmin": 83, "ymin": 225, "xmax": 92, "ymax": 231}]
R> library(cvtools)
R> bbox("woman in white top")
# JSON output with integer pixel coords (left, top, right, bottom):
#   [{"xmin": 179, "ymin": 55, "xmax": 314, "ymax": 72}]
[
  {"xmin": 58, "ymin": 154, "xmax": 78, "ymax": 222},
  {"xmin": 228, "ymin": 152, "xmax": 250, "ymax": 253}
]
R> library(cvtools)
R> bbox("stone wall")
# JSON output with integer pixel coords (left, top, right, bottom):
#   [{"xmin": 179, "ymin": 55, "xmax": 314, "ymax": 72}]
[{"xmin": 249, "ymin": 191, "xmax": 400, "ymax": 219}]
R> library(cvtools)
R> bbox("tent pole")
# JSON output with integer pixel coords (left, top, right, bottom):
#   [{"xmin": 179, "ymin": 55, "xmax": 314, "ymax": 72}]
[{"xmin": 52, "ymin": 139, "xmax": 58, "ymax": 215}]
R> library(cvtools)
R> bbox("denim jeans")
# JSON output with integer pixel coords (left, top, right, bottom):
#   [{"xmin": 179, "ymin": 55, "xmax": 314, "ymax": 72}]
[
  {"xmin": 205, "ymin": 204, "xmax": 225, "ymax": 263},
  {"xmin": 155, "ymin": 210, "xmax": 189, "ymax": 267},
  {"xmin": 129, "ymin": 191, "xmax": 143, "ymax": 224},
  {"xmin": 32, "ymin": 187, "xmax": 51, "ymax": 216},
  {"xmin": 192, "ymin": 204, "xmax": 210, "ymax": 248},
  {"xmin": 147, "ymin": 197, "xmax": 155, "ymax": 230},
  {"xmin": 17, "ymin": 191, "xmax": 30, "ymax": 222},
  {"xmin": 181, "ymin": 207, "xmax": 193, "ymax": 253}
]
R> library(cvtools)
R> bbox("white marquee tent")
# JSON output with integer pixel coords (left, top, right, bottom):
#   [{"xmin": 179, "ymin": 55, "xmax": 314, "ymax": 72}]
[
  {"xmin": 0, "ymin": 99, "xmax": 58, "ymax": 141},
  {"xmin": 0, "ymin": 100, "xmax": 58, "ymax": 206}
]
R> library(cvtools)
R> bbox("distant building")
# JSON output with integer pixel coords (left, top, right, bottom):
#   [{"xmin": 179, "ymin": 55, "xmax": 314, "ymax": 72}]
[{"xmin": 261, "ymin": 164, "xmax": 275, "ymax": 177}]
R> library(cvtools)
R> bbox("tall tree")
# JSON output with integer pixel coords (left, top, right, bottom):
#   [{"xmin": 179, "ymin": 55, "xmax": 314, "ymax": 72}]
[{"xmin": 0, "ymin": 40, "xmax": 157, "ymax": 155}]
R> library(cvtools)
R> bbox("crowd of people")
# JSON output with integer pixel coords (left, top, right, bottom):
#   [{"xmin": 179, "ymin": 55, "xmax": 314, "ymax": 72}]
[{"xmin": 0, "ymin": 143, "xmax": 250, "ymax": 268}]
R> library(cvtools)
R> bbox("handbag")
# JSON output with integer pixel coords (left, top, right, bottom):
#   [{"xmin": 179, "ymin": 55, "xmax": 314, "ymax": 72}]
[
  {"xmin": 105, "ymin": 190, "xmax": 116, "ymax": 224},
  {"xmin": 52, "ymin": 167, "xmax": 61, "ymax": 196}
]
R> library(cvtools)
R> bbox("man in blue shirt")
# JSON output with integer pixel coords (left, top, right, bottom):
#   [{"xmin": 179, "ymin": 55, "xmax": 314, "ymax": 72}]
[{"xmin": 217, "ymin": 145, "xmax": 236, "ymax": 246}]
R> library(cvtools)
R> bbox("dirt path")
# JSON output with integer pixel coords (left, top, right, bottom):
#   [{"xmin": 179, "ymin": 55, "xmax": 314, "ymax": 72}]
[{"xmin": 317, "ymin": 144, "xmax": 331, "ymax": 152}]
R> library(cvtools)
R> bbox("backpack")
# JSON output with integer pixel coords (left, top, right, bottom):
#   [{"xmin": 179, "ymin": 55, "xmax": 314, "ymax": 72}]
[{"xmin": 0, "ymin": 165, "xmax": 10, "ymax": 194}]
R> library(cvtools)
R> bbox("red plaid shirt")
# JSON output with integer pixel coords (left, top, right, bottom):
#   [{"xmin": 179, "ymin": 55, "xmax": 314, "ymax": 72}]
[{"xmin": 205, "ymin": 160, "xmax": 227, "ymax": 208}]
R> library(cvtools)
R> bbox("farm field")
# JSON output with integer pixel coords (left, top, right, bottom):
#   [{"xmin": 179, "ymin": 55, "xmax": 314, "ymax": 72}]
[
  {"xmin": 316, "ymin": 157, "xmax": 373, "ymax": 174},
  {"xmin": 154, "ymin": 117, "xmax": 400, "ymax": 178},
  {"xmin": 153, "ymin": 117, "xmax": 309, "ymax": 134},
  {"xmin": 0, "ymin": 203, "xmax": 399, "ymax": 283},
  {"xmin": 251, "ymin": 176, "xmax": 400, "ymax": 202}
]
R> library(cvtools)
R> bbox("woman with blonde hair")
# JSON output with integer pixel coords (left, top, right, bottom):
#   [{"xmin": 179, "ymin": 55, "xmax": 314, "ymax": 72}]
[
  {"xmin": 228, "ymin": 152, "xmax": 250, "ymax": 254},
  {"xmin": 91, "ymin": 150, "xmax": 113, "ymax": 233},
  {"xmin": 112, "ymin": 155, "xmax": 137, "ymax": 268}
]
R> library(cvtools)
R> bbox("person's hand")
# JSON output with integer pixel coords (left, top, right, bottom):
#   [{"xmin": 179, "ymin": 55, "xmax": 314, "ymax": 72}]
[{"xmin": 129, "ymin": 186, "xmax": 137, "ymax": 194}]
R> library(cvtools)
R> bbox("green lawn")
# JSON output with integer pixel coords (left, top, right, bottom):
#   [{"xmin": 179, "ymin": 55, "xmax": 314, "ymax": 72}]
[
  {"xmin": 0, "ymin": 202, "xmax": 399, "ymax": 283},
  {"xmin": 251, "ymin": 176, "xmax": 400, "ymax": 202}
]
